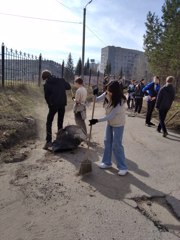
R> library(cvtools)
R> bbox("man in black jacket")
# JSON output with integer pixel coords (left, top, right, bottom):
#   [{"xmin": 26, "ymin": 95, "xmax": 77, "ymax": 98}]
[
  {"xmin": 42, "ymin": 70, "xmax": 71, "ymax": 149},
  {"xmin": 156, "ymin": 76, "xmax": 175, "ymax": 137},
  {"xmin": 134, "ymin": 78, "xmax": 145, "ymax": 114}
]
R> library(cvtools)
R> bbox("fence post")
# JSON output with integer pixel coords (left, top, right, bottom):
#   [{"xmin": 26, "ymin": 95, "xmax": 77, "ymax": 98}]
[
  {"xmin": 97, "ymin": 70, "xmax": 99, "ymax": 87},
  {"xmin": 38, "ymin": 54, "xmax": 42, "ymax": 86},
  {"xmin": 61, "ymin": 60, "xmax": 64, "ymax": 78},
  {"xmin": 88, "ymin": 68, "xmax": 91, "ymax": 86},
  {"xmin": 1, "ymin": 43, "xmax": 5, "ymax": 88}
]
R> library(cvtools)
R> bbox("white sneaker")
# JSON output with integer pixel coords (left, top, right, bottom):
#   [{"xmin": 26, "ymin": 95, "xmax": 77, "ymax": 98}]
[
  {"xmin": 99, "ymin": 163, "xmax": 112, "ymax": 169},
  {"xmin": 118, "ymin": 170, "xmax": 128, "ymax": 176}
]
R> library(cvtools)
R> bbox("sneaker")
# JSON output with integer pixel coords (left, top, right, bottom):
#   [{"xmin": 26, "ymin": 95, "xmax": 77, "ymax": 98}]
[
  {"xmin": 99, "ymin": 163, "xmax": 112, "ymax": 169},
  {"xmin": 43, "ymin": 141, "xmax": 52, "ymax": 150},
  {"xmin": 118, "ymin": 170, "xmax": 128, "ymax": 176}
]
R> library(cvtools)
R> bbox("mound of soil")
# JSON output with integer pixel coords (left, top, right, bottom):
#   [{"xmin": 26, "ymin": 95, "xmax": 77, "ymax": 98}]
[
  {"xmin": 0, "ymin": 85, "xmax": 42, "ymax": 154},
  {"xmin": 0, "ymin": 116, "xmax": 37, "ymax": 152}
]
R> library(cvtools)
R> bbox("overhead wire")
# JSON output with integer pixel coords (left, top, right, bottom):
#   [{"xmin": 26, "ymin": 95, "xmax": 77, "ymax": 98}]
[
  {"xmin": 86, "ymin": 25, "xmax": 107, "ymax": 46},
  {"xmin": 0, "ymin": 3, "xmax": 107, "ymax": 46},
  {"xmin": 55, "ymin": 0, "xmax": 73, "ymax": 11},
  {"xmin": 0, "ymin": 12, "xmax": 82, "ymax": 24},
  {"xmin": 55, "ymin": 0, "xmax": 107, "ymax": 46},
  {"xmin": 0, "ymin": 2, "xmax": 106, "ymax": 62}
]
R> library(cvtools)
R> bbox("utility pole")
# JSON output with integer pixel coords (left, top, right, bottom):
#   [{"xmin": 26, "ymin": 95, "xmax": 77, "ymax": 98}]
[{"xmin": 81, "ymin": 0, "xmax": 93, "ymax": 79}]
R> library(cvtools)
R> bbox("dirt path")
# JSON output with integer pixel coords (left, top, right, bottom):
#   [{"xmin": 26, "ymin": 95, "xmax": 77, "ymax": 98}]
[{"xmin": 0, "ymin": 100, "xmax": 180, "ymax": 240}]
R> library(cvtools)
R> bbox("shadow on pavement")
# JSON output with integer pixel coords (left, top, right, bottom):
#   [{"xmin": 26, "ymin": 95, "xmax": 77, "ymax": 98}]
[
  {"xmin": 81, "ymin": 163, "xmax": 162, "ymax": 201},
  {"xmin": 165, "ymin": 133, "xmax": 180, "ymax": 142},
  {"xmin": 50, "ymin": 140, "xmax": 180, "ymax": 222},
  {"xmin": 126, "ymin": 158, "xmax": 150, "ymax": 177}
]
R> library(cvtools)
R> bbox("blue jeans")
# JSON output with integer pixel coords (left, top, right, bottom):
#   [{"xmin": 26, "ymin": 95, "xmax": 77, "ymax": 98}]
[{"xmin": 101, "ymin": 124, "xmax": 127, "ymax": 170}]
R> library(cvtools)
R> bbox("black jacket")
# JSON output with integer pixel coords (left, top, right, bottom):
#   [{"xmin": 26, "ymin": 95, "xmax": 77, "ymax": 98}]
[
  {"xmin": 156, "ymin": 84, "xmax": 175, "ymax": 110},
  {"xmin": 44, "ymin": 76, "xmax": 71, "ymax": 108},
  {"xmin": 134, "ymin": 83, "xmax": 145, "ymax": 98}
]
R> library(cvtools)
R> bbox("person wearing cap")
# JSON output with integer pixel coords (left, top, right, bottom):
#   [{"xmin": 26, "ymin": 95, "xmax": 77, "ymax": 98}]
[
  {"xmin": 42, "ymin": 70, "xmax": 71, "ymax": 150},
  {"xmin": 156, "ymin": 76, "xmax": 175, "ymax": 137}
]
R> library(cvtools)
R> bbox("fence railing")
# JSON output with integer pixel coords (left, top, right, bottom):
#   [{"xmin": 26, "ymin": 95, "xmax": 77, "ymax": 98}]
[
  {"xmin": 0, "ymin": 43, "xmax": 63, "ymax": 87},
  {"xmin": 0, "ymin": 43, "xmax": 105, "ymax": 89}
]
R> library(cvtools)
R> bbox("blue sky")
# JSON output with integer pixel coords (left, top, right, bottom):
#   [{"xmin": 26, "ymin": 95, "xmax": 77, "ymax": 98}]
[{"xmin": 0, "ymin": 0, "xmax": 165, "ymax": 65}]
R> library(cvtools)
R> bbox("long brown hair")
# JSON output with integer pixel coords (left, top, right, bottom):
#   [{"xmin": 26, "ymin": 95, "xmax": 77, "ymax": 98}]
[{"xmin": 104, "ymin": 81, "xmax": 126, "ymax": 108}]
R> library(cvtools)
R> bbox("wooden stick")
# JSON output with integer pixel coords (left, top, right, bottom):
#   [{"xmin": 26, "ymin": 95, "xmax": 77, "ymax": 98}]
[
  {"xmin": 165, "ymin": 110, "xmax": 179, "ymax": 124},
  {"xmin": 87, "ymin": 95, "xmax": 96, "ymax": 150}
]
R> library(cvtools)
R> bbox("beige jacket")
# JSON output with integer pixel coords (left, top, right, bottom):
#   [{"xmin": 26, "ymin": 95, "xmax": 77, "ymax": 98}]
[
  {"xmin": 105, "ymin": 103, "xmax": 125, "ymax": 127},
  {"xmin": 98, "ymin": 94, "xmax": 125, "ymax": 127},
  {"xmin": 73, "ymin": 86, "xmax": 87, "ymax": 118}
]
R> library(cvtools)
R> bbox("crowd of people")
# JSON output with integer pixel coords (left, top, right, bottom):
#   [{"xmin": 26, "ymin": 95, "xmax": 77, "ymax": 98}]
[
  {"xmin": 126, "ymin": 75, "xmax": 175, "ymax": 137},
  {"xmin": 41, "ymin": 70, "xmax": 175, "ymax": 176}
]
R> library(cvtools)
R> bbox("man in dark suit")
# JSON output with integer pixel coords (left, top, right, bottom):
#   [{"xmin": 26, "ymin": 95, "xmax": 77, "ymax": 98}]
[
  {"xmin": 42, "ymin": 70, "xmax": 71, "ymax": 149},
  {"xmin": 156, "ymin": 76, "xmax": 175, "ymax": 137}
]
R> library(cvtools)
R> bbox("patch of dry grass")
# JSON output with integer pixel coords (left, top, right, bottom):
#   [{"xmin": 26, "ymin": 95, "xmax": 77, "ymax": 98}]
[
  {"xmin": 166, "ymin": 101, "xmax": 180, "ymax": 132},
  {"xmin": 0, "ymin": 84, "xmax": 43, "ymax": 151}
]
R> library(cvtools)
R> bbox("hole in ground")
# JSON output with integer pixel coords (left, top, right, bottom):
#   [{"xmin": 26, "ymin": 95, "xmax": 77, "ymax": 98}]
[{"xmin": 132, "ymin": 195, "xmax": 180, "ymax": 238}]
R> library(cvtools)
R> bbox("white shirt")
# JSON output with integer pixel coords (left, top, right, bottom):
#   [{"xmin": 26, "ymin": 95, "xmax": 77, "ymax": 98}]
[{"xmin": 75, "ymin": 86, "xmax": 87, "ymax": 104}]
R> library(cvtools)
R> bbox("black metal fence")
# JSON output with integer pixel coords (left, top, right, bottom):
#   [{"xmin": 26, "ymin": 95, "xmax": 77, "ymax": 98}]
[
  {"xmin": 0, "ymin": 43, "xmax": 106, "ymax": 89},
  {"xmin": 0, "ymin": 43, "xmax": 63, "ymax": 87}
]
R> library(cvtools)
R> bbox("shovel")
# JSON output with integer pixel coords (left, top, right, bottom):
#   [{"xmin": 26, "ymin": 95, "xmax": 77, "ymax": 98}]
[{"xmin": 78, "ymin": 95, "xmax": 96, "ymax": 175}]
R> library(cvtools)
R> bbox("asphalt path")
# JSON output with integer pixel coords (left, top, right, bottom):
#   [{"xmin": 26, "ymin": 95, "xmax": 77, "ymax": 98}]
[
  {"xmin": 0, "ymin": 101, "xmax": 179, "ymax": 240},
  {"xmin": 84, "ymin": 102, "xmax": 180, "ymax": 239}
]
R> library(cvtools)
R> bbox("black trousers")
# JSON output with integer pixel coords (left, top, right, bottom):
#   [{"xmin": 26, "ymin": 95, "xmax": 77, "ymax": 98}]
[
  {"xmin": 135, "ymin": 98, "xmax": 143, "ymax": 113},
  {"xmin": 157, "ymin": 109, "xmax": 168, "ymax": 134},
  {"xmin": 74, "ymin": 112, "xmax": 87, "ymax": 135},
  {"xmin": 127, "ymin": 96, "xmax": 135, "ymax": 109},
  {"xmin": 146, "ymin": 100, "xmax": 156, "ymax": 124},
  {"xmin": 46, "ymin": 106, "xmax": 65, "ymax": 142}
]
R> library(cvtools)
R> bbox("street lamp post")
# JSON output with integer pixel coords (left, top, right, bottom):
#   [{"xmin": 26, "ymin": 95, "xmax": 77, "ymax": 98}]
[{"xmin": 81, "ymin": 0, "xmax": 93, "ymax": 79}]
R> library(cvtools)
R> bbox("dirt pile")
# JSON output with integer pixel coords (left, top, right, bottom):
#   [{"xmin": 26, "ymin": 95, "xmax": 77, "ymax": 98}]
[{"xmin": 0, "ymin": 84, "xmax": 43, "ymax": 154}]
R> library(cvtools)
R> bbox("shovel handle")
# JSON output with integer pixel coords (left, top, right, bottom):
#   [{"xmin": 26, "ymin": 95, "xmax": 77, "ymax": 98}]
[
  {"xmin": 71, "ymin": 89, "xmax": 75, "ymax": 98},
  {"xmin": 88, "ymin": 95, "xmax": 96, "ymax": 143}
]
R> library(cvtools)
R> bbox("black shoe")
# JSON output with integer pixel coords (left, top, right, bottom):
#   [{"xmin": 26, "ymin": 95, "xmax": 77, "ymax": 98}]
[
  {"xmin": 43, "ymin": 141, "xmax": 52, "ymax": 150},
  {"xmin": 163, "ymin": 132, "xmax": 168, "ymax": 138},
  {"xmin": 157, "ymin": 128, "xmax": 161, "ymax": 133},
  {"xmin": 149, "ymin": 122, "xmax": 155, "ymax": 126}
]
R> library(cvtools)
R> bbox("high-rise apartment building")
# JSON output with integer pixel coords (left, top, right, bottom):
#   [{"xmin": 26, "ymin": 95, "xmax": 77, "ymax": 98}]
[{"xmin": 100, "ymin": 46, "xmax": 151, "ymax": 81}]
